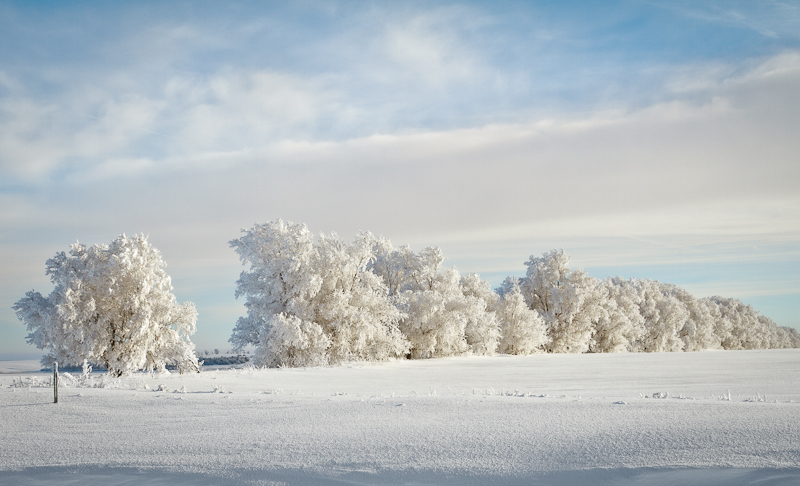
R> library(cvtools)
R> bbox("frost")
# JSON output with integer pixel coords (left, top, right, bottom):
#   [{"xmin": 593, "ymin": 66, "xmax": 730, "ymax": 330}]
[
  {"xmin": 9, "ymin": 376, "xmax": 51, "ymax": 388},
  {"xmin": 744, "ymin": 393, "xmax": 769, "ymax": 403},
  {"xmin": 230, "ymin": 222, "xmax": 410, "ymax": 367},
  {"xmin": 17, "ymin": 222, "xmax": 799, "ymax": 377},
  {"xmin": 522, "ymin": 250, "xmax": 603, "ymax": 354},
  {"xmin": 13, "ymin": 235, "xmax": 200, "ymax": 376}
]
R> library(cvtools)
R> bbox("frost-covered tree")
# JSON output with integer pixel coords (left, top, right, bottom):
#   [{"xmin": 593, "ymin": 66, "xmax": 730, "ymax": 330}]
[
  {"xmin": 229, "ymin": 221, "xmax": 408, "ymax": 367},
  {"xmin": 496, "ymin": 282, "xmax": 549, "ymax": 354},
  {"xmin": 776, "ymin": 325, "xmax": 800, "ymax": 348},
  {"xmin": 309, "ymin": 231, "xmax": 408, "ymax": 363},
  {"xmin": 228, "ymin": 219, "xmax": 317, "ymax": 351},
  {"xmin": 369, "ymin": 238, "xmax": 417, "ymax": 297},
  {"xmin": 459, "ymin": 273, "xmax": 501, "ymax": 355},
  {"xmin": 632, "ymin": 280, "xmax": 686, "ymax": 353},
  {"xmin": 394, "ymin": 251, "xmax": 471, "ymax": 358},
  {"xmin": 398, "ymin": 268, "xmax": 471, "ymax": 359},
  {"xmin": 758, "ymin": 315, "xmax": 796, "ymax": 349},
  {"xmin": 371, "ymin": 240, "xmax": 502, "ymax": 358},
  {"xmin": 663, "ymin": 285, "xmax": 721, "ymax": 352},
  {"xmin": 460, "ymin": 273, "xmax": 500, "ymax": 312},
  {"xmin": 230, "ymin": 220, "xmax": 796, "ymax": 362},
  {"xmin": 704, "ymin": 296, "xmax": 772, "ymax": 350},
  {"xmin": 253, "ymin": 313, "xmax": 330, "ymax": 368},
  {"xmin": 591, "ymin": 278, "xmax": 644, "ymax": 353},
  {"xmin": 13, "ymin": 234, "xmax": 199, "ymax": 375},
  {"xmin": 496, "ymin": 276, "xmax": 523, "ymax": 298},
  {"xmin": 521, "ymin": 250, "xmax": 605, "ymax": 353}
]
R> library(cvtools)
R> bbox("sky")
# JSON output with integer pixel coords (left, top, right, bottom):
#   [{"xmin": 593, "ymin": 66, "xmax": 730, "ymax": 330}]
[{"xmin": 1, "ymin": 0, "xmax": 799, "ymax": 359}]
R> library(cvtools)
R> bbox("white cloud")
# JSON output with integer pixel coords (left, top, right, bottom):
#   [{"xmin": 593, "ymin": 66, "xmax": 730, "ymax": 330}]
[
  {"xmin": 72, "ymin": 97, "xmax": 165, "ymax": 155},
  {"xmin": 382, "ymin": 9, "xmax": 482, "ymax": 87},
  {"xmin": 0, "ymin": 88, "xmax": 166, "ymax": 181},
  {"xmin": 735, "ymin": 50, "xmax": 800, "ymax": 82},
  {"xmin": 0, "ymin": 97, "xmax": 64, "ymax": 178},
  {"xmin": 167, "ymin": 70, "xmax": 331, "ymax": 152}
]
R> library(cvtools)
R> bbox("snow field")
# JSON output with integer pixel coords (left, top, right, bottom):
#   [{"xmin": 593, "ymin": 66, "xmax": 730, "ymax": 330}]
[{"xmin": 1, "ymin": 349, "xmax": 799, "ymax": 485}]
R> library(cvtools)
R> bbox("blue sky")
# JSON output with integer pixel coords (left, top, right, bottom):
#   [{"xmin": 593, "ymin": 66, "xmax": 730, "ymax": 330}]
[{"xmin": 2, "ymin": 1, "xmax": 799, "ymax": 358}]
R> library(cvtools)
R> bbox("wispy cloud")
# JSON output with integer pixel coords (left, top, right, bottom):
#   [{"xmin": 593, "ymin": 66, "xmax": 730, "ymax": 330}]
[{"xmin": 659, "ymin": 1, "xmax": 800, "ymax": 39}]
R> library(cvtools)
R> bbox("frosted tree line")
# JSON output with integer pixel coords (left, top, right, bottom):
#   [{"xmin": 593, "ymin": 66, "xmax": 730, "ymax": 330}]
[
  {"xmin": 14, "ymin": 221, "xmax": 800, "ymax": 373},
  {"xmin": 230, "ymin": 220, "xmax": 800, "ymax": 367}
]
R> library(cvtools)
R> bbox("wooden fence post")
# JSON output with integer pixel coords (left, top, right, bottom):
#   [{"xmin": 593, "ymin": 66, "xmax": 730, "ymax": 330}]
[{"xmin": 53, "ymin": 361, "xmax": 58, "ymax": 404}]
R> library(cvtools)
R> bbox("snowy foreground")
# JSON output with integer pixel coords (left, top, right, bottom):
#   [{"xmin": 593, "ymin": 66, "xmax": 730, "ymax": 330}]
[{"xmin": 1, "ymin": 350, "xmax": 799, "ymax": 485}]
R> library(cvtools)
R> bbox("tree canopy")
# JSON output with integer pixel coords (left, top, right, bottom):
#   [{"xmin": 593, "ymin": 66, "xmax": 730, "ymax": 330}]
[
  {"xmin": 14, "ymin": 234, "xmax": 199, "ymax": 375},
  {"xmin": 230, "ymin": 220, "xmax": 800, "ymax": 367}
]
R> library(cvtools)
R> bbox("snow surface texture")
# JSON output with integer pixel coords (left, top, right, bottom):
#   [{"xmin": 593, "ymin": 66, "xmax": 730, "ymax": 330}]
[{"xmin": 2, "ymin": 350, "xmax": 799, "ymax": 485}]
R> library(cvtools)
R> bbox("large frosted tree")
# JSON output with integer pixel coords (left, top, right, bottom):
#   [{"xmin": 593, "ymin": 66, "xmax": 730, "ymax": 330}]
[
  {"xmin": 521, "ymin": 250, "xmax": 605, "ymax": 353},
  {"xmin": 13, "ymin": 234, "xmax": 199, "ymax": 375},
  {"xmin": 311, "ymin": 231, "xmax": 409, "ymax": 363},
  {"xmin": 229, "ymin": 220, "xmax": 408, "ymax": 367},
  {"xmin": 228, "ymin": 219, "xmax": 319, "ymax": 354}
]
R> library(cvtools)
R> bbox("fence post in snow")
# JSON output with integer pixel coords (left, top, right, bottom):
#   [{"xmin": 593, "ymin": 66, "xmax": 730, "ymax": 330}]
[{"xmin": 53, "ymin": 361, "xmax": 58, "ymax": 404}]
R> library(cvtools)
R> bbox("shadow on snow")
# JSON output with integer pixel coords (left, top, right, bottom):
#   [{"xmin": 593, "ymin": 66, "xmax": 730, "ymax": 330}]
[{"xmin": 2, "ymin": 466, "xmax": 799, "ymax": 486}]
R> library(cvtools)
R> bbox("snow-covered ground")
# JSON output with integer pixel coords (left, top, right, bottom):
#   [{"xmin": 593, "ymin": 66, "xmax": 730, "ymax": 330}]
[{"xmin": 1, "ymin": 350, "xmax": 799, "ymax": 485}]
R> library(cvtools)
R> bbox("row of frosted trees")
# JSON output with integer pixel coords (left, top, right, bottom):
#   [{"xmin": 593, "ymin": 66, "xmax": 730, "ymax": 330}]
[{"xmin": 229, "ymin": 220, "xmax": 800, "ymax": 367}]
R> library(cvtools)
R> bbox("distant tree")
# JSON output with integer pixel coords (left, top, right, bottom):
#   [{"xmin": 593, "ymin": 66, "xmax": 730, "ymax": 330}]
[
  {"xmin": 369, "ymin": 237, "xmax": 416, "ymax": 297},
  {"xmin": 496, "ymin": 282, "xmax": 549, "ymax": 354},
  {"xmin": 459, "ymin": 273, "xmax": 501, "ymax": 355},
  {"xmin": 372, "ymin": 242, "xmax": 499, "ymax": 358},
  {"xmin": 228, "ymin": 219, "xmax": 317, "ymax": 351},
  {"xmin": 13, "ymin": 234, "xmax": 199, "ymax": 376},
  {"xmin": 592, "ymin": 277, "xmax": 644, "ymax": 353},
  {"xmin": 309, "ymin": 231, "xmax": 408, "ymax": 363},
  {"xmin": 393, "ymin": 260, "xmax": 471, "ymax": 359},
  {"xmin": 496, "ymin": 276, "xmax": 523, "ymax": 298},
  {"xmin": 704, "ymin": 296, "xmax": 774, "ymax": 350},
  {"xmin": 632, "ymin": 280, "xmax": 686, "ymax": 353},
  {"xmin": 777, "ymin": 326, "xmax": 800, "ymax": 348},
  {"xmin": 214, "ymin": 348, "xmax": 219, "ymax": 355},
  {"xmin": 521, "ymin": 250, "xmax": 605, "ymax": 353},
  {"xmin": 665, "ymin": 285, "xmax": 720, "ymax": 351},
  {"xmin": 758, "ymin": 315, "xmax": 795, "ymax": 349}
]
